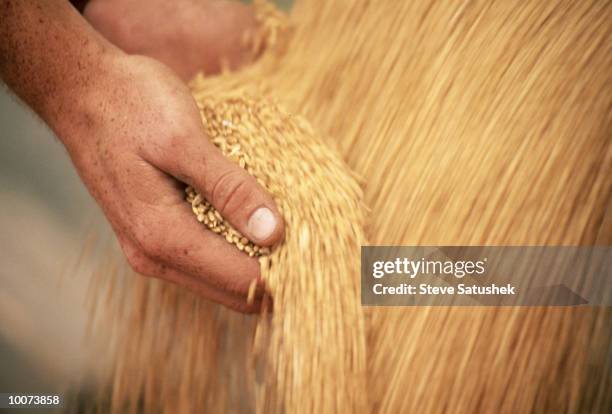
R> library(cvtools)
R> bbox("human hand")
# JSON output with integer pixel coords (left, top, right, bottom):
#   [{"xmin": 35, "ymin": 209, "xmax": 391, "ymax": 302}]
[
  {"xmin": 83, "ymin": 0, "xmax": 257, "ymax": 80},
  {"xmin": 57, "ymin": 53, "xmax": 284, "ymax": 312}
]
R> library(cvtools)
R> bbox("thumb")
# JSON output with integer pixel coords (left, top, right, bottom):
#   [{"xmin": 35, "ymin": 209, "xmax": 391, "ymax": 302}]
[
  {"xmin": 163, "ymin": 139, "xmax": 284, "ymax": 246},
  {"xmin": 204, "ymin": 154, "xmax": 284, "ymax": 246}
]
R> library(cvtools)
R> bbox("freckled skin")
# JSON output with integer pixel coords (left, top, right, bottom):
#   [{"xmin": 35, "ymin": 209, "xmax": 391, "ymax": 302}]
[{"xmin": 0, "ymin": 0, "xmax": 284, "ymax": 313}]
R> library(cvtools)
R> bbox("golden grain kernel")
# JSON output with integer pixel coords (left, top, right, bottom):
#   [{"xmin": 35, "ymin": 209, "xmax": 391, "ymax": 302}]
[{"xmin": 247, "ymin": 278, "xmax": 257, "ymax": 305}]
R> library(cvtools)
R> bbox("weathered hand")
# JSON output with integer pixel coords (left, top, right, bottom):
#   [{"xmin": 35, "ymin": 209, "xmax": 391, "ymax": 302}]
[
  {"xmin": 1, "ymin": 0, "xmax": 278, "ymax": 312},
  {"xmin": 58, "ymin": 54, "xmax": 284, "ymax": 312}
]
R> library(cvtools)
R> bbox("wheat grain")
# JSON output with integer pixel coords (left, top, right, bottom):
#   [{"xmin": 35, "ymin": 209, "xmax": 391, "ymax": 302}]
[{"xmin": 87, "ymin": 0, "xmax": 612, "ymax": 412}]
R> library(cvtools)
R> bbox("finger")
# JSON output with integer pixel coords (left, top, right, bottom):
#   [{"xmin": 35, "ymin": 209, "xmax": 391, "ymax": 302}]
[
  {"xmin": 158, "ymin": 202, "xmax": 268, "ymax": 295},
  {"xmin": 124, "ymin": 245, "xmax": 264, "ymax": 313},
  {"xmin": 131, "ymin": 196, "xmax": 271, "ymax": 298},
  {"xmin": 115, "ymin": 158, "xmax": 269, "ymax": 300},
  {"xmin": 161, "ymin": 266, "xmax": 264, "ymax": 314},
  {"xmin": 153, "ymin": 133, "xmax": 285, "ymax": 247}
]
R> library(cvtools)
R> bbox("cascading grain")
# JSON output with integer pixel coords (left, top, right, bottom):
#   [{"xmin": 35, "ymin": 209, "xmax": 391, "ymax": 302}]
[
  {"xmin": 88, "ymin": 0, "xmax": 611, "ymax": 412},
  {"xmin": 90, "ymin": 83, "xmax": 369, "ymax": 413}
]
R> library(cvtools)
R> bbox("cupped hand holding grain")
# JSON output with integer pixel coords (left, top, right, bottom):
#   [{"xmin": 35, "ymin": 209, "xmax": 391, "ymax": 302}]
[
  {"xmin": 64, "ymin": 55, "xmax": 284, "ymax": 312},
  {"xmin": 0, "ymin": 0, "xmax": 283, "ymax": 313}
]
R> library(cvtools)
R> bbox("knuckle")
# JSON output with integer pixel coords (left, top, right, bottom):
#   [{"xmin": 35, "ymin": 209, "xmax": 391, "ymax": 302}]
[
  {"xmin": 162, "ymin": 132, "xmax": 186, "ymax": 151},
  {"xmin": 123, "ymin": 244, "xmax": 153, "ymax": 276},
  {"xmin": 211, "ymin": 169, "xmax": 256, "ymax": 218},
  {"xmin": 130, "ymin": 220, "xmax": 166, "ymax": 260},
  {"xmin": 145, "ymin": 132, "xmax": 184, "ymax": 164},
  {"xmin": 140, "ymin": 235, "xmax": 166, "ymax": 260}
]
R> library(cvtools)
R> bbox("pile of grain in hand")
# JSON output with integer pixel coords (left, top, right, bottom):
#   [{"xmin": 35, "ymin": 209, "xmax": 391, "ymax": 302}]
[
  {"xmin": 185, "ymin": 185, "xmax": 270, "ymax": 258},
  {"xmin": 88, "ymin": 0, "xmax": 611, "ymax": 412},
  {"xmin": 90, "ymin": 84, "xmax": 368, "ymax": 413}
]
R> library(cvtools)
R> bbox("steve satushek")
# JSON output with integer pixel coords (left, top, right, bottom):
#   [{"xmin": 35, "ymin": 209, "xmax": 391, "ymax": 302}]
[{"xmin": 372, "ymin": 283, "xmax": 517, "ymax": 295}]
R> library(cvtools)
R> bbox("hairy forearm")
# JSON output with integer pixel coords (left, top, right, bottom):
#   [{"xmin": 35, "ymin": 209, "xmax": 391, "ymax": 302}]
[{"xmin": 0, "ymin": 0, "xmax": 120, "ymax": 134}]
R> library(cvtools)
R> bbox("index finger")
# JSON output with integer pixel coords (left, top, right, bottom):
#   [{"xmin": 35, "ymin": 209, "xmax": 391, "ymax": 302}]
[{"xmin": 142, "ymin": 201, "xmax": 265, "ymax": 298}]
